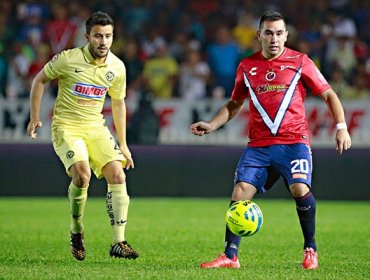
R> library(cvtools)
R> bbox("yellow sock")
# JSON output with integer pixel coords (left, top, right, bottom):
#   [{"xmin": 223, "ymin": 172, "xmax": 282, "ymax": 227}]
[
  {"xmin": 106, "ymin": 183, "xmax": 130, "ymax": 244},
  {"xmin": 68, "ymin": 182, "xmax": 88, "ymax": 233}
]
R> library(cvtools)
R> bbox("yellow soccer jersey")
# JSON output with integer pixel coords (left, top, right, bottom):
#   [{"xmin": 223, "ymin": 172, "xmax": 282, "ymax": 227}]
[
  {"xmin": 44, "ymin": 45, "xmax": 126, "ymax": 126},
  {"xmin": 143, "ymin": 56, "xmax": 178, "ymax": 99}
]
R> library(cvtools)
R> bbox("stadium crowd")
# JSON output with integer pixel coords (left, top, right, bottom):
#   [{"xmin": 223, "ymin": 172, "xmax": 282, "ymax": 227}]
[{"xmin": 0, "ymin": 0, "xmax": 369, "ymax": 139}]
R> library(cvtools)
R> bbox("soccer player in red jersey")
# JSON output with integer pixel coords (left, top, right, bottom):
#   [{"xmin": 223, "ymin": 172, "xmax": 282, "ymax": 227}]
[{"xmin": 191, "ymin": 11, "xmax": 351, "ymax": 270}]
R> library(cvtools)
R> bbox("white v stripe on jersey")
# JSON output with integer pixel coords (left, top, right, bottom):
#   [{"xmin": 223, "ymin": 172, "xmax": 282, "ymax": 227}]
[{"xmin": 243, "ymin": 67, "xmax": 302, "ymax": 135}]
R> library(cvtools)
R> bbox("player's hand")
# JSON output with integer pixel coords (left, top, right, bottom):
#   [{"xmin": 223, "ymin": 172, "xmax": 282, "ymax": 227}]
[
  {"xmin": 335, "ymin": 129, "xmax": 351, "ymax": 155},
  {"xmin": 120, "ymin": 146, "xmax": 134, "ymax": 170},
  {"xmin": 190, "ymin": 121, "xmax": 213, "ymax": 136},
  {"xmin": 26, "ymin": 120, "xmax": 42, "ymax": 139}
]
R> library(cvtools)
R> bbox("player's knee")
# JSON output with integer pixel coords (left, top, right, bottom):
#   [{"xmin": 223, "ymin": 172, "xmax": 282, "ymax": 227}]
[
  {"xmin": 70, "ymin": 163, "xmax": 91, "ymax": 187},
  {"xmin": 72, "ymin": 172, "xmax": 91, "ymax": 187},
  {"xmin": 232, "ymin": 182, "xmax": 257, "ymax": 200},
  {"xmin": 106, "ymin": 170, "xmax": 125, "ymax": 184},
  {"xmin": 289, "ymin": 183, "xmax": 310, "ymax": 197}
]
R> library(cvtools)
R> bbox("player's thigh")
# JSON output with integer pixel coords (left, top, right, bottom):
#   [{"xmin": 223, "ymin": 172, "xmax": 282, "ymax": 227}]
[
  {"xmin": 234, "ymin": 147, "xmax": 271, "ymax": 193},
  {"xmin": 52, "ymin": 127, "xmax": 89, "ymax": 176},
  {"xmin": 272, "ymin": 144, "xmax": 312, "ymax": 188},
  {"xmin": 86, "ymin": 126, "xmax": 126, "ymax": 179}
]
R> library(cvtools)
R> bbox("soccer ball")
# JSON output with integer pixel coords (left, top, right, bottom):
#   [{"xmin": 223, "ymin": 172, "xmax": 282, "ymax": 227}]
[{"xmin": 226, "ymin": 200, "xmax": 263, "ymax": 237}]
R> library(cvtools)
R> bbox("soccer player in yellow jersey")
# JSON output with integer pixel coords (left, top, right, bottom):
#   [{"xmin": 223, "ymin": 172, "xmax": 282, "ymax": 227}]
[{"xmin": 26, "ymin": 11, "xmax": 139, "ymax": 261}]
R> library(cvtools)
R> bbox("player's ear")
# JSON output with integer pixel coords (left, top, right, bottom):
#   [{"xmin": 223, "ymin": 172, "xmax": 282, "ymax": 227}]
[
  {"xmin": 257, "ymin": 30, "xmax": 261, "ymax": 41},
  {"xmin": 85, "ymin": 33, "xmax": 89, "ymax": 42}
]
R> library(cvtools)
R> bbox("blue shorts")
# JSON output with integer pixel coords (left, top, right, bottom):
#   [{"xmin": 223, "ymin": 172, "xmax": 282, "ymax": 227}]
[{"xmin": 234, "ymin": 144, "xmax": 312, "ymax": 193}]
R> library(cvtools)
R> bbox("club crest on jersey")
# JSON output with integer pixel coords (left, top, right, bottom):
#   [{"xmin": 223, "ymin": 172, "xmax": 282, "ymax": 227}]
[
  {"xmin": 105, "ymin": 71, "xmax": 115, "ymax": 82},
  {"xmin": 72, "ymin": 82, "xmax": 108, "ymax": 99},
  {"xmin": 66, "ymin": 150, "xmax": 74, "ymax": 159},
  {"xmin": 266, "ymin": 70, "xmax": 276, "ymax": 81}
]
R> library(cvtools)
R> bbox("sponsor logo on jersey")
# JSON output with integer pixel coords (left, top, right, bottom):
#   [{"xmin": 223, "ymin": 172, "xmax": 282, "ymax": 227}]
[
  {"xmin": 256, "ymin": 83, "xmax": 286, "ymax": 94},
  {"xmin": 77, "ymin": 99, "xmax": 98, "ymax": 106},
  {"xmin": 72, "ymin": 82, "xmax": 108, "ymax": 99},
  {"xmin": 280, "ymin": 65, "xmax": 297, "ymax": 71},
  {"xmin": 285, "ymin": 55, "xmax": 301, "ymax": 59},
  {"xmin": 292, "ymin": 173, "xmax": 307, "ymax": 179},
  {"xmin": 249, "ymin": 67, "xmax": 257, "ymax": 76}
]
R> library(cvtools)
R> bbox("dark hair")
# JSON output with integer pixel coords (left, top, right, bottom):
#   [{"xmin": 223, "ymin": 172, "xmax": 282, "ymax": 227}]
[
  {"xmin": 85, "ymin": 11, "xmax": 114, "ymax": 34},
  {"xmin": 259, "ymin": 11, "xmax": 286, "ymax": 30}
]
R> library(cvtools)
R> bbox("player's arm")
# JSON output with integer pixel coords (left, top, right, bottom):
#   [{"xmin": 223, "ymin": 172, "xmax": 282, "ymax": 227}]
[
  {"xmin": 191, "ymin": 99, "xmax": 245, "ymax": 136},
  {"xmin": 111, "ymin": 97, "xmax": 134, "ymax": 169},
  {"xmin": 320, "ymin": 88, "xmax": 351, "ymax": 155},
  {"xmin": 27, "ymin": 70, "xmax": 51, "ymax": 139}
]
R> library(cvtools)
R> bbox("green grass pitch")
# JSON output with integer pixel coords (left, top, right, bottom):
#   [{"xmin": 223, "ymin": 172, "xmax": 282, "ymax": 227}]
[{"xmin": 0, "ymin": 197, "xmax": 369, "ymax": 279}]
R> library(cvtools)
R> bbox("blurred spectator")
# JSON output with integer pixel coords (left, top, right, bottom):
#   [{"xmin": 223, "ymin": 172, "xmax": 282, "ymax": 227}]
[
  {"xmin": 70, "ymin": 2, "xmax": 91, "ymax": 47},
  {"xmin": 120, "ymin": 37, "xmax": 144, "ymax": 97},
  {"xmin": 349, "ymin": 0, "xmax": 369, "ymax": 43},
  {"xmin": 188, "ymin": 0, "xmax": 220, "ymax": 21},
  {"xmin": 127, "ymin": 91, "xmax": 160, "ymax": 145},
  {"xmin": 331, "ymin": 10, "xmax": 357, "ymax": 38},
  {"xmin": 179, "ymin": 49, "xmax": 210, "ymax": 101},
  {"xmin": 6, "ymin": 42, "xmax": 32, "ymax": 100},
  {"xmin": 17, "ymin": 12, "xmax": 45, "ymax": 48},
  {"xmin": 122, "ymin": 0, "xmax": 151, "ymax": 36},
  {"xmin": 27, "ymin": 43, "xmax": 50, "ymax": 80},
  {"xmin": 168, "ymin": 31, "xmax": 193, "ymax": 64},
  {"xmin": 174, "ymin": 11, "xmax": 205, "ymax": 44},
  {"xmin": 356, "ymin": 60, "xmax": 370, "ymax": 89},
  {"xmin": 16, "ymin": 0, "xmax": 49, "ymax": 25},
  {"xmin": 142, "ymin": 39, "xmax": 179, "ymax": 99},
  {"xmin": 329, "ymin": 68, "xmax": 352, "ymax": 99},
  {"xmin": 206, "ymin": 25, "xmax": 240, "ymax": 97},
  {"xmin": 141, "ymin": 27, "xmax": 166, "ymax": 58},
  {"xmin": 0, "ymin": 0, "xmax": 367, "ymax": 108},
  {"xmin": 353, "ymin": 36, "xmax": 369, "ymax": 62},
  {"xmin": 0, "ymin": 12, "xmax": 15, "ymax": 59},
  {"xmin": 232, "ymin": 12, "xmax": 258, "ymax": 53},
  {"xmin": 0, "ymin": 46, "xmax": 7, "ymax": 97},
  {"xmin": 110, "ymin": 19, "xmax": 127, "ymax": 59},
  {"xmin": 44, "ymin": 2, "xmax": 76, "ymax": 54},
  {"xmin": 0, "ymin": 11, "xmax": 12, "ymax": 96},
  {"xmin": 326, "ymin": 36, "xmax": 357, "ymax": 79},
  {"xmin": 342, "ymin": 74, "xmax": 370, "ymax": 100}
]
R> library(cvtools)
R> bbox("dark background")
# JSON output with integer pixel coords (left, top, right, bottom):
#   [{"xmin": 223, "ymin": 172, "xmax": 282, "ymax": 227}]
[{"xmin": 1, "ymin": 144, "xmax": 368, "ymax": 200}]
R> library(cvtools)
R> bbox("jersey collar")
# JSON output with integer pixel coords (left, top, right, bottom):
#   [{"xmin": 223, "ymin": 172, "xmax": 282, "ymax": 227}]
[{"xmin": 82, "ymin": 45, "xmax": 112, "ymax": 66}]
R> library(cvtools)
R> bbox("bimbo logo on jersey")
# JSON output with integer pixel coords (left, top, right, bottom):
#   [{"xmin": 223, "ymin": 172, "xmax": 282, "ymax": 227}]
[{"xmin": 72, "ymin": 82, "xmax": 108, "ymax": 99}]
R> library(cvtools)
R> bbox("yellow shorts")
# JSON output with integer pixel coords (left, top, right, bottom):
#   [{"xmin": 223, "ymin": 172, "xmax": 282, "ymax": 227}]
[{"xmin": 52, "ymin": 124, "xmax": 126, "ymax": 179}]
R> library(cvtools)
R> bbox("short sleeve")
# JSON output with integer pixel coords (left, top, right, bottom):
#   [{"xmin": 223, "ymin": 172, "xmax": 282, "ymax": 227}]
[
  {"xmin": 108, "ymin": 64, "xmax": 126, "ymax": 100},
  {"xmin": 231, "ymin": 62, "xmax": 249, "ymax": 100},
  {"xmin": 43, "ymin": 51, "xmax": 68, "ymax": 80},
  {"xmin": 301, "ymin": 55, "xmax": 331, "ymax": 95}
]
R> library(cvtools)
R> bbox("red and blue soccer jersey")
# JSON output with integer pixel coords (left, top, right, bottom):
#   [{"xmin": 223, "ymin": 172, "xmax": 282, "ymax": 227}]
[{"xmin": 231, "ymin": 48, "xmax": 331, "ymax": 147}]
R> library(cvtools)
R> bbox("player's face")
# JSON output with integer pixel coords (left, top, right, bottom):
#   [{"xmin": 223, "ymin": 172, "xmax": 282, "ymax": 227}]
[
  {"xmin": 258, "ymin": 19, "xmax": 288, "ymax": 59},
  {"xmin": 86, "ymin": 25, "xmax": 113, "ymax": 60}
]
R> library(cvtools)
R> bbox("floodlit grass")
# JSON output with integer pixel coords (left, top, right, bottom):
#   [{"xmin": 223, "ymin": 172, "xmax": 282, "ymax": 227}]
[{"xmin": 0, "ymin": 197, "xmax": 369, "ymax": 279}]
